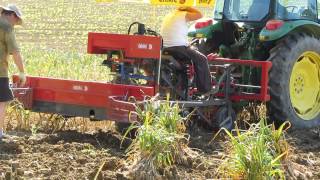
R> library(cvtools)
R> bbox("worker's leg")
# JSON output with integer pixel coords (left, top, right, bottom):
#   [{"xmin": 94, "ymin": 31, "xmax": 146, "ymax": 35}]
[
  {"xmin": 0, "ymin": 102, "xmax": 6, "ymax": 138},
  {"xmin": 0, "ymin": 77, "xmax": 14, "ymax": 139},
  {"xmin": 185, "ymin": 47, "xmax": 211, "ymax": 94}
]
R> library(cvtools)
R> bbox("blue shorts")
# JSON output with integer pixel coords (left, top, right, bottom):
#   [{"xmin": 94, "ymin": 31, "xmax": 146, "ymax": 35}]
[{"xmin": 0, "ymin": 77, "xmax": 13, "ymax": 102}]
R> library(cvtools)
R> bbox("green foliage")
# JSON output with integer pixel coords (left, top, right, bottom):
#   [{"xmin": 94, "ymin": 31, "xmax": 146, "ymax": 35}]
[
  {"xmin": 9, "ymin": 47, "xmax": 111, "ymax": 81},
  {"xmin": 6, "ymin": 100, "xmax": 32, "ymax": 130},
  {"xmin": 219, "ymin": 118, "xmax": 289, "ymax": 179},
  {"xmin": 31, "ymin": 124, "xmax": 39, "ymax": 135},
  {"xmin": 124, "ymin": 96, "xmax": 188, "ymax": 173},
  {"xmin": 3, "ymin": 0, "xmax": 213, "ymax": 52}
]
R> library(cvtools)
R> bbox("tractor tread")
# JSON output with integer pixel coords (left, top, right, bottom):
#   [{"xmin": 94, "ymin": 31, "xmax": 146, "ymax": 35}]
[{"xmin": 268, "ymin": 33, "xmax": 320, "ymax": 129}]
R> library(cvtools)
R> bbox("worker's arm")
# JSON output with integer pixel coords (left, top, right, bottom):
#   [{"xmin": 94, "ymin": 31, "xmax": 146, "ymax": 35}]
[
  {"xmin": 6, "ymin": 30, "xmax": 26, "ymax": 86},
  {"xmin": 12, "ymin": 51, "xmax": 26, "ymax": 86},
  {"xmin": 178, "ymin": 6, "xmax": 203, "ymax": 21},
  {"xmin": 12, "ymin": 51, "xmax": 24, "ymax": 73}
]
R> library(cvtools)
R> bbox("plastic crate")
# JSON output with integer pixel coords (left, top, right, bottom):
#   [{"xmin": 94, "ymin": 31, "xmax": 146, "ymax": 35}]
[{"xmin": 11, "ymin": 88, "xmax": 33, "ymax": 109}]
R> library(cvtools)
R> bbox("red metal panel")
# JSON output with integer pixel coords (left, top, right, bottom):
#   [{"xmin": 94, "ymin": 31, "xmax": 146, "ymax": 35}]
[
  {"xmin": 126, "ymin": 35, "xmax": 161, "ymax": 59},
  {"xmin": 87, "ymin": 32, "xmax": 162, "ymax": 59},
  {"xmin": 12, "ymin": 76, "xmax": 155, "ymax": 122},
  {"xmin": 207, "ymin": 54, "xmax": 272, "ymax": 101}
]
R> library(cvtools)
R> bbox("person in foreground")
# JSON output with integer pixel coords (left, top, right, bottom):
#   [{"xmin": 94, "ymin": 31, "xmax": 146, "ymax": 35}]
[
  {"xmin": 160, "ymin": 5, "xmax": 212, "ymax": 95},
  {"xmin": 0, "ymin": 4, "xmax": 26, "ymax": 140}
]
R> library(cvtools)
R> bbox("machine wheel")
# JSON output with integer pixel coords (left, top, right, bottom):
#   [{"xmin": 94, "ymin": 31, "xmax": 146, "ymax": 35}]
[
  {"xmin": 160, "ymin": 62, "xmax": 189, "ymax": 100},
  {"xmin": 215, "ymin": 106, "xmax": 236, "ymax": 131},
  {"xmin": 268, "ymin": 33, "xmax": 320, "ymax": 128},
  {"xmin": 115, "ymin": 122, "xmax": 135, "ymax": 137}
]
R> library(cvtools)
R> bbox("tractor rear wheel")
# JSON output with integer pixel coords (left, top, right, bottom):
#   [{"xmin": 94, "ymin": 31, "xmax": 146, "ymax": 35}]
[{"xmin": 268, "ymin": 33, "xmax": 320, "ymax": 128}]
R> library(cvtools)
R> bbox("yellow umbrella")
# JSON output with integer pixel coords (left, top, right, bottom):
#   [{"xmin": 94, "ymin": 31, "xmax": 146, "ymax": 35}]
[
  {"xmin": 195, "ymin": 0, "xmax": 215, "ymax": 7},
  {"xmin": 149, "ymin": 0, "xmax": 215, "ymax": 7},
  {"xmin": 149, "ymin": 0, "xmax": 194, "ymax": 6},
  {"xmin": 96, "ymin": 0, "xmax": 215, "ymax": 8},
  {"xmin": 95, "ymin": 0, "xmax": 114, "ymax": 2}
]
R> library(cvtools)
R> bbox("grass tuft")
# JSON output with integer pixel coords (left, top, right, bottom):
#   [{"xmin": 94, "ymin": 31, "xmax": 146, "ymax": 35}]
[
  {"xmin": 124, "ymin": 95, "xmax": 198, "ymax": 179},
  {"xmin": 218, "ymin": 104, "xmax": 289, "ymax": 180}
]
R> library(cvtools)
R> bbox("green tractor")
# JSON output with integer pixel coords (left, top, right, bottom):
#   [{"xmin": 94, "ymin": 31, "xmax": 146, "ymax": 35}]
[{"xmin": 188, "ymin": 0, "xmax": 320, "ymax": 128}]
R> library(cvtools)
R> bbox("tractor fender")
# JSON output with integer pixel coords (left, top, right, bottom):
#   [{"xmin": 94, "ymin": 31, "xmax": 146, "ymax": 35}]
[
  {"xmin": 188, "ymin": 20, "xmax": 223, "ymax": 39},
  {"xmin": 259, "ymin": 20, "xmax": 320, "ymax": 42}
]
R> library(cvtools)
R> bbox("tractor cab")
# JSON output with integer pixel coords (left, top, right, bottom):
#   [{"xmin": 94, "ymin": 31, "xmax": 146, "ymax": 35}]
[
  {"xmin": 189, "ymin": 0, "xmax": 319, "ymax": 59},
  {"xmin": 214, "ymin": 0, "xmax": 318, "ymax": 24}
]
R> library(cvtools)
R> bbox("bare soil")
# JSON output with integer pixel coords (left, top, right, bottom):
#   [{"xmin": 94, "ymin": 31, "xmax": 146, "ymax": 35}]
[{"xmin": 0, "ymin": 126, "xmax": 320, "ymax": 180}]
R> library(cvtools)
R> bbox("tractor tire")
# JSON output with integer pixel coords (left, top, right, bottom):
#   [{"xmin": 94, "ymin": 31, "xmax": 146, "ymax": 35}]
[{"xmin": 268, "ymin": 33, "xmax": 320, "ymax": 129}]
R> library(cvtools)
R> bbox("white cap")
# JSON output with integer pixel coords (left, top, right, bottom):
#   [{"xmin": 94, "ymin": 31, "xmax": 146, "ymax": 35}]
[{"xmin": 0, "ymin": 4, "xmax": 23, "ymax": 25}]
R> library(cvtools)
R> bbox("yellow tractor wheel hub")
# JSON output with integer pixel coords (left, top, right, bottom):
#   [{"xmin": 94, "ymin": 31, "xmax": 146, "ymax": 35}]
[{"xmin": 290, "ymin": 51, "xmax": 320, "ymax": 120}]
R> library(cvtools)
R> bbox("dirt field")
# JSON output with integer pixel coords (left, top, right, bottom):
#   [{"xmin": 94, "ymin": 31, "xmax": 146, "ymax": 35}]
[
  {"xmin": 1, "ymin": 126, "xmax": 320, "ymax": 179},
  {"xmin": 0, "ymin": 0, "xmax": 320, "ymax": 179}
]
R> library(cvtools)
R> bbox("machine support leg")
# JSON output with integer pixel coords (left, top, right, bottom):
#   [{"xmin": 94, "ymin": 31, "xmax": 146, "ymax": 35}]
[{"xmin": 225, "ymin": 65, "xmax": 233, "ymax": 124}]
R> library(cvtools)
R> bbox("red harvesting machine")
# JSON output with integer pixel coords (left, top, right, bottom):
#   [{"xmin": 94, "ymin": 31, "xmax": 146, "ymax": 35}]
[{"xmin": 12, "ymin": 23, "xmax": 271, "ymax": 129}]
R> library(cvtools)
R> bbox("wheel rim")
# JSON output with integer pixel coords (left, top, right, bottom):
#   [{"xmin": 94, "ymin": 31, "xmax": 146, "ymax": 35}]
[
  {"xmin": 216, "ymin": 107, "xmax": 234, "ymax": 130},
  {"xmin": 290, "ymin": 51, "xmax": 320, "ymax": 120}
]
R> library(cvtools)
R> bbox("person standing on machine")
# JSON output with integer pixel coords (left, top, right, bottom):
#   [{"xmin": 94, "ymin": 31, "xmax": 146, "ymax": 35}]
[{"xmin": 160, "ymin": 6, "xmax": 212, "ymax": 95}]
